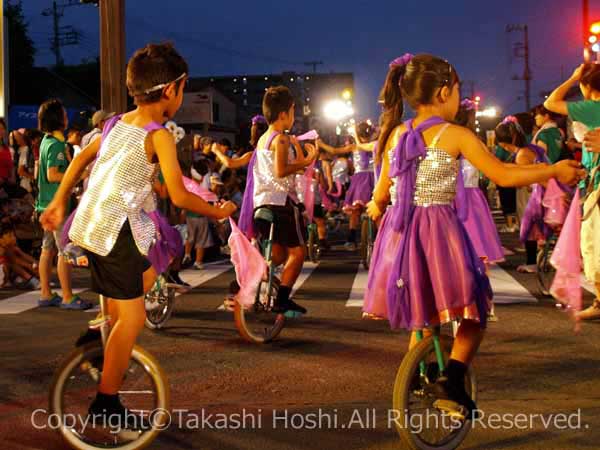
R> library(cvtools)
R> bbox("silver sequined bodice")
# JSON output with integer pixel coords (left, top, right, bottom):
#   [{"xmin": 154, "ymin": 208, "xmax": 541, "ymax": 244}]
[
  {"xmin": 69, "ymin": 121, "xmax": 157, "ymax": 256},
  {"xmin": 461, "ymin": 159, "xmax": 479, "ymax": 189},
  {"xmin": 332, "ymin": 158, "xmax": 349, "ymax": 184},
  {"xmin": 413, "ymin": 148, "xmax": 459, "ymax": 206},
  {"xmin": 353, "ymin": 150, "xmax": 374, "ymax": 173},
  {"xmin": 388, "ymin": 146, "xmax": 398, "ymax": 206},
  {"xmin": 254, "ymin": 147, "xmax": 296, "ymax": 207}
]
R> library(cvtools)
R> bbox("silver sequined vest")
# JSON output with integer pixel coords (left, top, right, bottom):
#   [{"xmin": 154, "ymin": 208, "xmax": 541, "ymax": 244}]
[{"xmin": 69, "ymin": 121, "xmax": 157, "ymax": 256}]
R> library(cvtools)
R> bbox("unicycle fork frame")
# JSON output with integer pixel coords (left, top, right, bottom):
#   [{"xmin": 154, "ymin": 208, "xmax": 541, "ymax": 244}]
[{"xmin": 415, "ymin": 329, "xmax": 446, "ymax": 377}]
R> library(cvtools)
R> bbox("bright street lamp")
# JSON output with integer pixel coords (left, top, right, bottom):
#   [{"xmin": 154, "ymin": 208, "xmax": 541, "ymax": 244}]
[{"xmin": 324, "ymin": 99, "xmax": 354, "ymax": 122}]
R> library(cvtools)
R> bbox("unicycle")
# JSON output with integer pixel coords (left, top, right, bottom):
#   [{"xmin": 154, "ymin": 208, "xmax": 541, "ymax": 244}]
[
  {"xmin": 234, "ymin": 208, "xmax": 289, "ymax": 344},
  {"xmin": 536, "ymin": 235, "xmax": 557, "ymax": 298},
  {"xmin": 49, "ymin": 295, "xmax": 170, "ymax": 450},
  {"xmin": 144, "ymin": 273, "xmax": 176, "ymax": 330},
  {"xmin": 360, "ymin": 214, "xmax": 376, "ymax": 270},
  {"xmin": 307, "ymin": 222, "xmax": 321, "ymax": 263},
  {"xmin": 392, "ymin": 328, "xmax": 477, "ymax": 450}
]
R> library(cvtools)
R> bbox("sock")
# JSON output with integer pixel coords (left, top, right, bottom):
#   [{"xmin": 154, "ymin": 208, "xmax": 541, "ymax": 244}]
[
  {"xmin": 445, "ymin": 359, "xmax": 468, "ymax": 390},
  {"xmin": 276, "ymin": 285, "xmax": 292, "ymax": 305},
  {"xmin": 348, "ymin": 229, "xmax": 357, "ymax": 243}
]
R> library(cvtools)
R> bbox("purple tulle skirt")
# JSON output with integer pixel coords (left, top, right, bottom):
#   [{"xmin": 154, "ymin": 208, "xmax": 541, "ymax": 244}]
[
  {"xmin": 363, "ymin": 209, "xmax": 402, "ymax": 318},
  {"xmin": 344, "ymin": 171, "xmax": 374, "ymax": 208},
  {"xmin": 520, "ymin": 184, "xmax": 551, "ymax": 243},
  {"xmin": 456, "ymin": 187, "xmax": 504, "ymax": 263},
  {"xmin": 386, "ymin": 205, "xmax": 492, "ymax": 331}
]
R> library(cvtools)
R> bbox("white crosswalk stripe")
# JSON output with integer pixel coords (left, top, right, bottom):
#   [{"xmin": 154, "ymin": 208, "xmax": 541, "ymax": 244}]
[
  {"xmin": 345, "ymin": 265, "xmax": 368, "ymax": 308},
  {"xmin": 0, "ymin": 288, "xmax": 87, "ymax": 314}
]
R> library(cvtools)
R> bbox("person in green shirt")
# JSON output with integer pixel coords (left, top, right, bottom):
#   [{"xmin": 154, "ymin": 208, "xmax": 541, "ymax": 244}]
[
  {"xmin": 545, "ymin": 63, "xmax": 600, "ymax": 321},
  {"xmin": 533, "ymin": 104, "xmax": 565, "ymax": 164},
  {"xmin": 36, "ymin": 99, "xmax": 90, "ymax": 310}
]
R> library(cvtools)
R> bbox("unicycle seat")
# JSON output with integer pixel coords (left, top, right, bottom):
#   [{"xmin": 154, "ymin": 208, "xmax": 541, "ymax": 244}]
[{"xmin": 254, "ymin": 208, "xmax": 275, "ymax": 223}]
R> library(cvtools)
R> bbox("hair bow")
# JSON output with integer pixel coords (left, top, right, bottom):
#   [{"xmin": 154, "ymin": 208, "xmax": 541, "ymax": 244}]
[
  {"xmin": 460, "ymin": 99, "xmax": 477, "ymax": 111},
  {"xmin": 389, "ymin": 53, "xmax": 414, "ymax": 69},
  {"xmin": 501, "ymin": 115, "xmax": 518, "ymax": 125},
  {"xmin": 251, "ymin": 115, "xmax": 267, "ymax": 125}
]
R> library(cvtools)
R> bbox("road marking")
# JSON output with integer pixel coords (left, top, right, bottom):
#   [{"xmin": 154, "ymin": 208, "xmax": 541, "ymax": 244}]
[
  {"xmin": 345, "ymin": 265, "xmax": 368, "ymax": 308},
  {"xmin": 489, "ymin": 265, "xmax": 537, "ymax": 304},
  {"xmin": 177, "ymin": 263, "xmax": 232, "ymax": 297},
  {"xmin": 0, "ymin": 288, "xmax": 87, "ymax": 315},
  {"xmin": 217, "ymin": 261, "xmax": 319, "ymax": 310}
]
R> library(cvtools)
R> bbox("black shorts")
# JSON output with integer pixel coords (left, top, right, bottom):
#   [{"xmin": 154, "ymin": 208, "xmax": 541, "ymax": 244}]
[
  {"xmin": 498, "ymin": 187, "xmax": 517, "ymax": 215},
  {"xmin": 87, "ymin": 221, "xmax": 152, "ymax": 300},
  {"xmin": 254, "ymin": 200, "xmax": 306, "ymax": 248},
  {"xmin": 313, "ymin": 204, "xmax": 325, "ymax": 219}
]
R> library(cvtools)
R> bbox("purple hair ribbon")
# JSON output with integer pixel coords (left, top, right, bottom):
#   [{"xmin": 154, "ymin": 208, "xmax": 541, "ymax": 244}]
[
  {"xmin": 251, "ymin": 115, "xmax": 267, "ymax": 125},
  {"xmin": 389, "ymin": 53, "xmax": 414, "ymax": 69},
  {"xmin": 460, "ymin": 99, "xmax": 477, "ymax": 111}
]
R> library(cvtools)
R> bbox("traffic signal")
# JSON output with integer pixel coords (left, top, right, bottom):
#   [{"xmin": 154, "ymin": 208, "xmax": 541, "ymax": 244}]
[{"xmin": 588, "ymin": 21, "xmax": 600, "ymax": 54}]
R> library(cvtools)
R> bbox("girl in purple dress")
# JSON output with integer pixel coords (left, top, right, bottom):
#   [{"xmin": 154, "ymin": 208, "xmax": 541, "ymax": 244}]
[
  {"xmin": 366, "ymin": 53, "xmax": 583, "ymax": 418},
  {"xmin": 495, "ymin": 117, "xmax": 551, "ymax": 273}
]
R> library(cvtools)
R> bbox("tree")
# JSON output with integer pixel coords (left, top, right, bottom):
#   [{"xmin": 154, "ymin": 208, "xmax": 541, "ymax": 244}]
[{"xmin": 4, "ymin": 0, "xmax": 36, "ymax": 103}]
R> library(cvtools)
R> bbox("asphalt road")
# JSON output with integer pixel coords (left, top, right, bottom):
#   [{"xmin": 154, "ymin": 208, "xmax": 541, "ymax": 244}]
[{"xmin": 1, "ymin": 231, "xmax": 600, "ymax": 450}]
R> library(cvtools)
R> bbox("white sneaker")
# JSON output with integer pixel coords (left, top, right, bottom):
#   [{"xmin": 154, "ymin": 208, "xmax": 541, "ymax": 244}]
[
  {"xmin": 193, "ymin": 262, "xmax": 204, "ymax": 270},
  {"xmin": 182, "ymin": 255, "xmax": 191, "ymax": 265},
  {"xmin": 343, "ymin": 242, "xmax": 356, "ymax": 251},
  {"xmin": 27, "ymin": 277, "xmax": 41, "ymax": 290},
  {"xmin": 220, "ymin": 246, "xmax": 231, "ymax": 256},
  {"xmin": 516, "ymin": 264, "xmax": 537, "ymax": 274}
]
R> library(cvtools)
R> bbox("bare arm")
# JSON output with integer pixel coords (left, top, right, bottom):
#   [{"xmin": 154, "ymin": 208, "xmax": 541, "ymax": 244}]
[
  {"xmin": 354, "ymin": 141, "xmax": 376, "ymax": 152},
  {"xmin": 317, "ymin": 139, "xmax": 355, "ymax": 155},
  {"xmin": 47, "ymin": 166, "xmax": 65, "ymax": 183},
  {"xmin": 457, "ymin": 127, "xmax": 583, "ymax": 187},
  {"xmin": 152, "ymin": 129, "xmax": 234, "ymax": 219},
  {"xmin": 544, "ymin": 64, "xmax": 583, "ymax": 116},
  {"xmin": 212, "ymin": 147, "xmax": 253, "ymax": 169},
  {"xmin": 274, "ymin": 135, "xmax": 316, "ymax": 178}
]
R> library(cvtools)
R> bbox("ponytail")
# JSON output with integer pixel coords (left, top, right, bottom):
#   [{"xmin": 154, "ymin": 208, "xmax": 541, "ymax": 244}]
[{"xmin": 376, "ymin": 63, "xmax": 406, "ymax": 165}]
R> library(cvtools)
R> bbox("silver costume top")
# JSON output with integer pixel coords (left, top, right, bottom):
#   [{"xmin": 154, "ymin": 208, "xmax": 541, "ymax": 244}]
[
  {"xmin": 332, "ymin": 158, "xmax": 349, "ymax": 185},
  {"xmin": 461, "ymin": 159, "xmax": 480, "ymax": 189},
  {"xmin": 253, "ymin": 145, "xmax": 296, "ymax": 208},
  {"xmin": 413, "ymin": 148, "xmax": 459, "ymax": 207},
  {"xmin": 69, "ymin": 121, "xmax": 157, "ymax": 256},
  {"xmin": 388, "ymin": 145, "xmax": 398, "ymax": 206},
  {"xmin": 353, "ymin": 150, "xmax": 374, "ymax": 173}
]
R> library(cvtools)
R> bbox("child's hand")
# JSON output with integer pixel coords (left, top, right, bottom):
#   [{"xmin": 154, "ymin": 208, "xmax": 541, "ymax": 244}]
[
  {"xmin": 218, "ymin": 201, "xmax": 237, "ymax": 219},
  {"xmin": 366, "ymin": 200, "xmax": 383, "ymax": 221},
  {"xmin": 570, "ymin": 64, "xmax": 585, "ymax": 82},
  {"xmin": 583, "ymin": 128, "xmax": 600, "ymax": 153},
  {"xmin": 40, "ymin": 200, "xmax": 66, "ymax": 231},
  {"xmin": 304, "ymin": 143, "xmax": 318, "ymax": 164},
  {"xmin": 553, "ymin": 160, "xmax": 586, "ymax": 186}
]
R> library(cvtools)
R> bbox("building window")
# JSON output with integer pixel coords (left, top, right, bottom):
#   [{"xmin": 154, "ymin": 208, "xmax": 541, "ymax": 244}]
[{"xmin": 213, "ymin": 102, "xmax": 220, "ymax": 123}]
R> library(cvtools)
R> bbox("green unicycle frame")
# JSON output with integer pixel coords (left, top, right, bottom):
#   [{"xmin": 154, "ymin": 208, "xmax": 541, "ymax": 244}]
[{"xmin": 415, "ymin": 330, "xmax": 446, "ymax": 377}]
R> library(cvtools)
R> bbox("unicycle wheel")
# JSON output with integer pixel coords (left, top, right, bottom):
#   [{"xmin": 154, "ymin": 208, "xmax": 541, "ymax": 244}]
[{"xmin": 392, "ymin": 335, "xmax": 477, "ymax": 450}]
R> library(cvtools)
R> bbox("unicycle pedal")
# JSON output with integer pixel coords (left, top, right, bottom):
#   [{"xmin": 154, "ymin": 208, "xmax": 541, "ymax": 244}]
[
  {"xmin": 433, "ymin": 399, "xmax": 466, "ymax": 421},
  {"xmin": 88, "ymin": 316, "xmax": 111, "ymax": 330}
]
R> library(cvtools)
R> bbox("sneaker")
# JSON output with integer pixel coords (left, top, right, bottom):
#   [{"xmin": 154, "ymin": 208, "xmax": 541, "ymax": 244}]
[
  {"xmin": 273, "ymin": 299, "xmax": 307, "ymax": 315},
  {"xmin": 220, "ymin": 245, "xmax": 231, "ymax": 256},
  {"xmin": 343, "ymin": 242, "xmax": 356, "ymax": 251},
  {"xmin": 26, "ymin": 277, "xmax": 41, "ymax": 290},
  {"xmin": 516, "ymin": 264, "xmax": 537, "ymax": 274},
  {"xmin": 193, "ymin": 262, "xmax": 204, "ymax": 270},
  {"xmin": 60, "ymin": 295, "xmax": 93, "ymax": 310},
  {"xmin": 166, "ymin": 272, "xmax": 190, "ymax": 289},
  {"xmin": 576, "ymin": 299, "xmax": 600, "ymax": 321},
  {"xmin": 88, "ymin": 395, "xmax": 151, "ymax": 431},
  {"xmin": 182, "ymin": 255, "xmax": 191, "ymax": 266},
  {"xmin": 38, "ymin": 292, "xmax": 62, "ymax": 307},
  {"xmin": 427, "ymin": 376, "xmax": 479, "ymax": 421},
  {"xmin": 75, "ymin": 328, "xmax": 102, "ymax": 347}
]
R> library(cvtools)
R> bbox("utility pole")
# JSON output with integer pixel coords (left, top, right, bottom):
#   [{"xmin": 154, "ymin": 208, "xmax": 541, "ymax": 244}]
[
  {"xmin": 304, "ymin": 61, "xmax": 323, "ymax": 74},
  {"xmin": 507, "ymin": 24, "xmax": 532, "ymax": 111},
  {"xmin": 41, "ymin": 0, "xmax": 81, "ymax": 67},
  {"xmin": 0, "ymin": 0, "xmax": 7, "ymax": 122},
  {"xmin": 584, "ymin": 0, "xmax": 590, "ymax": 62},
  {"xmin": 99, "ymin": 0, "xmax": 126, "ymax": 112}
]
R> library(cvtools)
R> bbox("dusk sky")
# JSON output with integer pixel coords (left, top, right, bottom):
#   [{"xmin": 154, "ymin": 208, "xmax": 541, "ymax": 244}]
[{"xmin": 22, "ymin": 1, "xmax": 594, "ymax": 119}]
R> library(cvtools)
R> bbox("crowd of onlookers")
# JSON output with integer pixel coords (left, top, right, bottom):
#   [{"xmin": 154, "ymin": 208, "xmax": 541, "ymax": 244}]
[{"xmin": 0, "ymin": 100, "xmax": 252, "ymax": 305}]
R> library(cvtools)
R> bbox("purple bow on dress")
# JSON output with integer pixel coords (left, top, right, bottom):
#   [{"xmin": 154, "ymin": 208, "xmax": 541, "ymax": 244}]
[{"xmin": 388, "ymin": 116, "xmax": 448, "ymax": 232}]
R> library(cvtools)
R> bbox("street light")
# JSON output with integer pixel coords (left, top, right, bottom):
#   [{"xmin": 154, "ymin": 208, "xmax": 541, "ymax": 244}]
[
  {"xmin": 323, "ymin": 99, "xmax": 354, "ymax": 122},
  {"xmin": 476, "ymin": 107, "xmax": 499, "ymax": 118},
  {"xmin": 342, "ymin": 89, "xmax": 353, "ymax": 100}
]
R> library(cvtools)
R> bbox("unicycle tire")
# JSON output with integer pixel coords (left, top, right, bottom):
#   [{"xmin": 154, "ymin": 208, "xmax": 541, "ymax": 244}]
[
  {"xmin": 145, "ymin": 281, "xmax": 175, "ymax": 330},
  {"xmin": 49, "ymin": 342, "xmax": 170, "ymax": 450},
  {"xmin": 392, "ymin": 335, "xmax": 477, "ymax": 450},
  {"xmin": 234, "ymin": 277, "xmax": 285, "ymax": 344}
]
